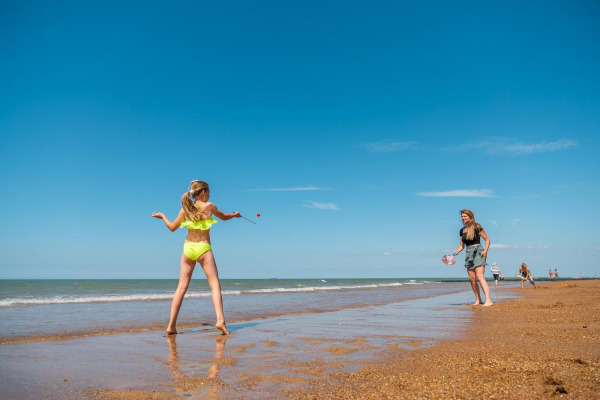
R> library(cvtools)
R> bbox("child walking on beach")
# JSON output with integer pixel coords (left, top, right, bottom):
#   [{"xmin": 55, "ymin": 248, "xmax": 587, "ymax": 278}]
[
  {"xmin": 453, "ymin": 209, "xmax": 493, "ymax": 306},
  {"xmin": 152, "ymin": 180, "xmax": 240, "ymax": 335}
]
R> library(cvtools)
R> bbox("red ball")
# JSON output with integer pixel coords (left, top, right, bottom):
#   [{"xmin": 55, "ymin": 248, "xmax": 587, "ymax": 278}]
[{"xmin": 256, "ymin": 213, "xmax": 261, "ymax": 217}]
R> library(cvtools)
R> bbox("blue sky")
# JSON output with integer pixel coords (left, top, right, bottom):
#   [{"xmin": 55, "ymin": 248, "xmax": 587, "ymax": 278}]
[{"xmin": 1, "ymin": 0, "xmax": 599, "ymax": 279}]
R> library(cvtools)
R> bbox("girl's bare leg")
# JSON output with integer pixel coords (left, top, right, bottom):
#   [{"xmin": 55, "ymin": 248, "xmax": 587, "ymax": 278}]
[
  {"xmin": 467, "ymin": 268, "xmax": 482, "ymax": 305},
  {"xmin": 475, "ymin": 266, "xmax": 493, "ymax": 306},
  {"xmin": 199, "ymin": 251, "xmax": 229, "ymax": 335},
  {"xmin": 167, "ymin": 254, "xmax": 196, "ymax": 334}
]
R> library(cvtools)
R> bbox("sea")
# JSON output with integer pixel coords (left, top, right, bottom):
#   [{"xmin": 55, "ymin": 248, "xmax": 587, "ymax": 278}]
[{"xmin": 0, "ymin": 278, "xmax": 520, "ymax": 343}]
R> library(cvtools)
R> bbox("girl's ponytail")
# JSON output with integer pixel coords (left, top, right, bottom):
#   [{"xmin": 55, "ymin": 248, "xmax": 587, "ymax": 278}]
[
  {"xmin": 182, "ymin": 180, "xmax": 209, "ymax": 221},
  {"xmin": 182, "ymin": 191, "xmax": 195, "ymax": 220}
]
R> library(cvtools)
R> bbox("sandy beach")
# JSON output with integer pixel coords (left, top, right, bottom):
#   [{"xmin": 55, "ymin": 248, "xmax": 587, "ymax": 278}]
[
  {"xmin": 287, "ymin": 280, "xmax": 600, "ymax": 399},
  {"xmin": 1, "ymin": 280, "xmax": 598, "ymax": 399}
]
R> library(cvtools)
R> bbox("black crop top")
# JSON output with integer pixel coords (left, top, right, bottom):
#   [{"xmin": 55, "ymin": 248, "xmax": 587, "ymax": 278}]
[{"xmin": 460, "ymin": 226, "xmax": 481, "ymax": 246}]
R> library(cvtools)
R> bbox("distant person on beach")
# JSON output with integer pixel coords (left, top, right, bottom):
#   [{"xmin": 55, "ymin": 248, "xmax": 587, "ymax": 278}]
[
  {"xmin": 152, "ymin": 180, "xmax": 240, "ymax": 335},
  {"xmin": 490, "ymin": 263, "xmax": 502, "ymax": 287},
  {"xmin": 549, "ymin": 269, "xmax": 553, "ymax": 279},
  {"xmin": 555, "ymin": 268, "xmax": 559, "ymax": 279},
  {"xmin": 453, "ymin": 209, "xmax": 492, "ymax": 306},
  {"xmin": 517, "ymin": 263, "xmax": 537, "ymax": 289}
]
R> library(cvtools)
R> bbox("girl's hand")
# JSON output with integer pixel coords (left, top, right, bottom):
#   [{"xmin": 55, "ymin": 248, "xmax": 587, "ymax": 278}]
[
  {"xmin": 152, "ymin": 212, "xmax": 164, "ymax": 219},
  {"xmin": 233, "ymin": 211, "xmax": 241, "ymax": 218},
  {"xmin": 482, "ymin": 250, "xmax": 488, "ymax": 259}
]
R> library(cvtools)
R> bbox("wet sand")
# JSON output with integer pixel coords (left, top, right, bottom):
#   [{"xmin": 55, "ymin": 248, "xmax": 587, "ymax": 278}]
[
  {"xmin": 1, "ymin": 281, "xmax": 598, "ymax": 399},
  {"xmin": 286, "ymin": 280, "xmax": 600, "ymax": 399}
]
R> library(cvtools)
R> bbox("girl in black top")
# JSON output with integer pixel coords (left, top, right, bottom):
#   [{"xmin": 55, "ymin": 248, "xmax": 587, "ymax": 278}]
[{"xmin": 453, "ymin": 209, "xmax": 492, "ymax": 306}]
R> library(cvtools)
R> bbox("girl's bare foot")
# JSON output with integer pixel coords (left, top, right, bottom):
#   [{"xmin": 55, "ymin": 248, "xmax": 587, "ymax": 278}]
[
  {"xmin": 216, "ymin": 321, "xmax": 229, "ymax": 335},
  {"xmin": 482, "ymin": 301, "xmax": 493, "ymax": 307},
  {"xmin": 472, "ymin": 301, "xmax": 482, "ymax": 306},
  {"xmin": 166, "ymin": 327, "xmax": 178, "ymax": 335}
]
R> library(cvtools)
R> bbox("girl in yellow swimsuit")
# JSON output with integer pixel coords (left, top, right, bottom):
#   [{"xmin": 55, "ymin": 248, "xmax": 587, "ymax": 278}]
[{"xmin": 152, "ymin": 180, "xmax": 240, "ymax": 335}]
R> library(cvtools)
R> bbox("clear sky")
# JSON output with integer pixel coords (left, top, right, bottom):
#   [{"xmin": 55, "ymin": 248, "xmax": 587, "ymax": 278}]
[{"xmin": 1, "ymin": 1, "xmax": 599, "ymax": 280}]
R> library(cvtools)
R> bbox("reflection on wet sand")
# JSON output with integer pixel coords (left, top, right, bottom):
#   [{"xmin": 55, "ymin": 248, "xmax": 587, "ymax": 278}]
[{"xmin": 167, "ymin": 334, "xmax": 228, "ymax": 398}]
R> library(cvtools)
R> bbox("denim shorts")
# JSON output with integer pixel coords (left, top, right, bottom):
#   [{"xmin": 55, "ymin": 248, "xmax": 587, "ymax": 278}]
[{"xmin": 465, "ymin": 244, "xmax": 486, "ymax": 269}]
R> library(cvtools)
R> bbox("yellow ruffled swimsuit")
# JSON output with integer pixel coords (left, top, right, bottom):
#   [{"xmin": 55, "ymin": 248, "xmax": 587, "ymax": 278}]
[
  {"xmin": 180, "ymin": 218, "xmax": 217, "ymax": 260},
  {"xmin": 180, "ymin": 218, "xmax": 218, "ymax": 230}
]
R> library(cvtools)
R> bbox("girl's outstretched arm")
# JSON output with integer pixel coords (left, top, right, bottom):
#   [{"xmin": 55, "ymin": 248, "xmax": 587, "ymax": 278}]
[
  {"xmin": 454, "ymin": 238, "xmax": 464, "ymax": 256},
  {"xmin": 207, "ymin": 202, "xmax": 241, "ymax": 221},
  {"xmin": 152, "ymin": 209, "xmax": 185, "ymax": 232}
]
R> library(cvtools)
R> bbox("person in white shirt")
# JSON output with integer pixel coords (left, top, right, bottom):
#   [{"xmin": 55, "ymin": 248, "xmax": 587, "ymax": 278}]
[{"xmin": 490, "ymin": 263, "xmax": 502, "ymax": 287}]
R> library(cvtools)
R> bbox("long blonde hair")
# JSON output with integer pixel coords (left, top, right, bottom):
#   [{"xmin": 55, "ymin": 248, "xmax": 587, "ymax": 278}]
[
  {"xmin": 181, "ymin": 180, "xmax": 209, "ymax": 221},
  {"xmin": 461, "ymin": 209, "xmax": 482, "ymax": 241}
]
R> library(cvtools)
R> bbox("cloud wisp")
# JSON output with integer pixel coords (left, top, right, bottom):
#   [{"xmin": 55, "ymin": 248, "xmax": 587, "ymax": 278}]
[
  {"xmin": 304, "ymin": 201, "xmax": 340, "ymax": 210},
  {"xmin": 416, "ymin": 189, "xmax": 494, "ymax": 198},
  {"xmin": 364, "ymin": 140, "xmax": 417, "ymax": 153},
  {"xmin": 490, "ymin": 244, "xmax": 516, "ymax": 249},
  {"xmin": 464, "ymin": 138, "xmax": 577, "ymax": 156},
  {"xmin": 247, "ymin": 186, "xmax": 329, "ymax": 192}
]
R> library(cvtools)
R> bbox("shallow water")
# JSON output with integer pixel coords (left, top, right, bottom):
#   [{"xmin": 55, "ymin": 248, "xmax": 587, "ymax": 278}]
[
  {"xmin": 0, "ymin": 288, "xmax": 523, "ymax": 399},
  {"xmin": 0, "ymin": 278, "xmax": 520, "ymax": 342}
]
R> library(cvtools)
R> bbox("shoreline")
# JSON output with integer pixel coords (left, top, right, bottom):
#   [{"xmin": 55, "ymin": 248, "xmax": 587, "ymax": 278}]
[
  {"xmin": 0, "ymin": 280, "xmax": 482, "ymax": 345},
  {"xmin": 0, "ymin": 289, "xmax": 479, "ymax": 399}
]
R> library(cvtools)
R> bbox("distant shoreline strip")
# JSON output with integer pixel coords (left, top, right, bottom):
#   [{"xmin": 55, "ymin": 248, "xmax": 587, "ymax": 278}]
[{"xmin": 0, "ymin": 281, "xmax": 422, "ymax": 307}]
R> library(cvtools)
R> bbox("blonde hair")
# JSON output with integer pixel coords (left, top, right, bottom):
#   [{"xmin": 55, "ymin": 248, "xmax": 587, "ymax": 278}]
[
  {"xmin": 181, "ymin": 180, "xmax": 209, "ymax": 221},
  {"xmin": 460, "ymin": 209, "xmax": 482, "ymax": 241}
]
